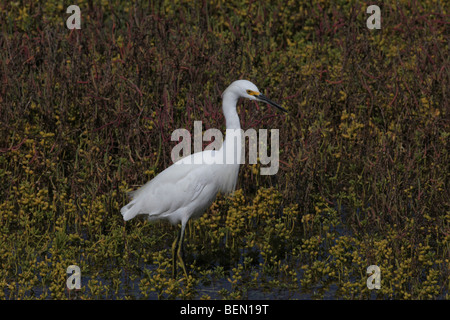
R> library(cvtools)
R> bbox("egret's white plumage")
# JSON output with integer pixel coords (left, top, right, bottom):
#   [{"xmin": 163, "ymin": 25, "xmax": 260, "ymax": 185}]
[{"xmin": 120, "ymin": 80, "xmax": 286, "ymax": 277}]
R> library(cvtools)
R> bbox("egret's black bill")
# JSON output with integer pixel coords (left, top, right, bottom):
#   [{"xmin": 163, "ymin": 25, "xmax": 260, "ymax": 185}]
[{"xmin": 257, "ymin": 94, "xmax": 287, "ymax": 113}]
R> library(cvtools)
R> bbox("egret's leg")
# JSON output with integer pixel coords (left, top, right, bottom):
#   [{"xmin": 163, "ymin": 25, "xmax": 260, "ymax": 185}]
[
  {"xmin": 171, "ymin": 228, "xmax": 181, "ymax": 279},
  {"xmin": 177, "ymin": 222, "xmax": 188, "ymax": 278}
]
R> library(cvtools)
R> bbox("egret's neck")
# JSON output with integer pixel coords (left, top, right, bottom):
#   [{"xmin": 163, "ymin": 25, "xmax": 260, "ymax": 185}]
[
  {"xmin": 222, "ymin": 92, "xmax": 241, "ymax": 130},
  {"xmin": 220, "ymin": 91, "xmax": 242, "ymax": 164}
]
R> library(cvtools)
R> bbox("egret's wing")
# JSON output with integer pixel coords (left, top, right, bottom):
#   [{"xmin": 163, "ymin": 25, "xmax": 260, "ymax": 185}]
[
  {"xmin": 129, "ymin": 151, "xmax": 208, "ymax": 200},
  {"xmin": 190, "ymin": 180, "xmax": 207, "ymax": 202},
  {"xmin": 121, "ymin": 150, "xmax": 223, "ymax": 221}
]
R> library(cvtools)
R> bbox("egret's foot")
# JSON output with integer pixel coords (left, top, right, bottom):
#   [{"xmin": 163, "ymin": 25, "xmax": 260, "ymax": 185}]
[{"xmin": 171, "ymin": 223, "xmax": 188, "ymax": 279}]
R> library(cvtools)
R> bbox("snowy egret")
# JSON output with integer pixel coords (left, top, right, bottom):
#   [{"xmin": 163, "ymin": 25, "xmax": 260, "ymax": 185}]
[{"xmin": 120, "ymin": 80, "xmax": 286, "ymax": 278}]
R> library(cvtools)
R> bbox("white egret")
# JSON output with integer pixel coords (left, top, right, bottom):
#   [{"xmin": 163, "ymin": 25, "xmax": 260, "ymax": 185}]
[{"xmin": 120, "ymin": 80, "xmax": 286, "ymax": 277}]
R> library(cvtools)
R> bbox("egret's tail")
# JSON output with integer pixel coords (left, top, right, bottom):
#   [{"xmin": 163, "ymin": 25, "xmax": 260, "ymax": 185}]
[{"xmin": 120, "ymin": 200, "xmax": 139, "ymax": 221}]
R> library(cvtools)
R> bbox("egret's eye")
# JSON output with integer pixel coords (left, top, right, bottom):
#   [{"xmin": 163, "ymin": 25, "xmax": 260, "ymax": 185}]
[{"xmin": 246, "ymin": 90, "xmax": 259, "ymax": 96}]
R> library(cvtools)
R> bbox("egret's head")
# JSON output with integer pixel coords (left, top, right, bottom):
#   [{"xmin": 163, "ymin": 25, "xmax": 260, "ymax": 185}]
[{"xmin": 224, "ymin": 80, "xmax": 287, "ymax": 113}]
